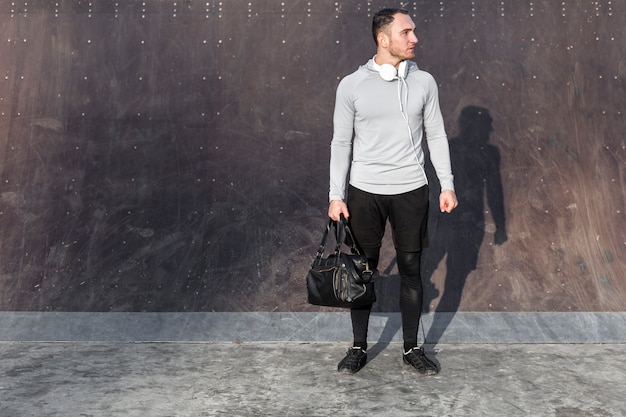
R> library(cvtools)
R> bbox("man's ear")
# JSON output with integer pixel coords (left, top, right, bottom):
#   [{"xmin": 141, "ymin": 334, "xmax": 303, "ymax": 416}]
[{"xmin": 378, "ymin": 33, "xmax": 388, "ymax": 47}]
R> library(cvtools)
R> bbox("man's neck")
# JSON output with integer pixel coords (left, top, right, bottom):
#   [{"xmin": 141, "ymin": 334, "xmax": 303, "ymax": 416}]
[{"xmin": 373, "ymin": 53, "xmax": 401, "ymax": 68}]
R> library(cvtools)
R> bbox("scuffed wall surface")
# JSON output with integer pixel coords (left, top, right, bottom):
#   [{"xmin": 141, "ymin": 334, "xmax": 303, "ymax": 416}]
[{"xmin": 0, "ymin": 1, "xmax": 624, "ymax": 312}]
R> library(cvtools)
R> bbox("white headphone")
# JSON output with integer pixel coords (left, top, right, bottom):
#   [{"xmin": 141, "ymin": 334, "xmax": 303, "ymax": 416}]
[{"xmin": 377, "ymin": 60, "xmax": 408, "ymax": 81}]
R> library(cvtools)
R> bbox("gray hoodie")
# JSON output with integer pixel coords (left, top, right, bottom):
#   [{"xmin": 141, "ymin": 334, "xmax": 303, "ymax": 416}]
[{"xmin": 329, "ymin": 58, "xmax": 454, "ymax": 201}]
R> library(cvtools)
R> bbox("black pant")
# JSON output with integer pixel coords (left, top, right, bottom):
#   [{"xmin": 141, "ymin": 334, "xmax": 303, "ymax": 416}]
[{"xmin": 346, "ymin": 185, "xmax": 429, "ymax": 349}]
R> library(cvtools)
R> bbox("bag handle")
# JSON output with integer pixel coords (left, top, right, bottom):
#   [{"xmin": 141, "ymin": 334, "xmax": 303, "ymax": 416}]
[
  {"xmin": 314, "ymin": 218, "xmax": 334, "ymax": 260},
  {"xmin": 315, "ymin": 216, "xmax": 350, "ymax": 258},
  {"xmin": 314, "ymin": 215, "xmax": 370, "ymax": 270}
]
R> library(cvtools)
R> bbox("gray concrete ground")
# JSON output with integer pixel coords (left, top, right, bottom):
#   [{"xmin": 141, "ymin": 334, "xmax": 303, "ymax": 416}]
[{"xmin": 0, "ymin": 341, "xmax": 624, "ymax": 417}]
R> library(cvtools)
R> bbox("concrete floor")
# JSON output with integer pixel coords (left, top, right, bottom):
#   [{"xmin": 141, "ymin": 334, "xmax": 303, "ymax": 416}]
[{"xmin": 1, "ymin": 341, "xmax": 624, "ymax": 417}]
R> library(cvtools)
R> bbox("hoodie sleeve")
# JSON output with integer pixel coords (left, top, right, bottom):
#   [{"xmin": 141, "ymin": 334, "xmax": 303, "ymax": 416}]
[
  {"xmin": 329, "ymin": 77, "xmax": 355, "ymax": 201},
  {"xmin": 423, "ymin": 75, "xmax": 455, "ymax": 192}
]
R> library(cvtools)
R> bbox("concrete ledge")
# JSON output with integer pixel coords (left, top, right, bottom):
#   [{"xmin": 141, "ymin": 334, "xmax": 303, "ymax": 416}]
[{"xmin": 0, "ymin": 312, "xmax": 624, "ymax": 343}]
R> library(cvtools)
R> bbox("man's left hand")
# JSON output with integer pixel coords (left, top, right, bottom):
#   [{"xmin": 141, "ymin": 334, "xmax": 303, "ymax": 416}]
[{"xmin": 439, "ymin": 190, "xmax": 458, "ymax": 213}]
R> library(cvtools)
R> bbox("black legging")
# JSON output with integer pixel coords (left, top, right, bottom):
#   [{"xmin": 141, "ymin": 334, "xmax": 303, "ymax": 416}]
[{"xmin": 351, "ymin": 249, "xmax": 423, "ymax": 350}]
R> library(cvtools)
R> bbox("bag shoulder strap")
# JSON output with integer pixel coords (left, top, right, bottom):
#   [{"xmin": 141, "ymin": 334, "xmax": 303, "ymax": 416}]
[
  {"xmin": 338, "ymin": 214, "xmax": 362, "ymax": 256},
  {"xmin": 338, "ymin": 215, "xmax": 372, "ymax": 272}
]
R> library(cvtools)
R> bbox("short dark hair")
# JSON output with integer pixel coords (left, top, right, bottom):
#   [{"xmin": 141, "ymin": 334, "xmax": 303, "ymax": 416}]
[{"xmin": 372, "ymin": 8, "xmax": 409, "ymax": 45}]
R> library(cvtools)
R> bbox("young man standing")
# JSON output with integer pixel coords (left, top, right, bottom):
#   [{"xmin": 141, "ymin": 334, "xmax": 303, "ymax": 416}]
[{"xmin": 328, "ymin": 8, "xmax": 458, "ymax": 375}]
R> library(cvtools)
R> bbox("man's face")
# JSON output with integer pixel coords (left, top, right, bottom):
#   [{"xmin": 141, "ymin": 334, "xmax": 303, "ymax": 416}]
[{"xmin": 386, "ymin": 13, "xmax": 418, "ymax": 61}]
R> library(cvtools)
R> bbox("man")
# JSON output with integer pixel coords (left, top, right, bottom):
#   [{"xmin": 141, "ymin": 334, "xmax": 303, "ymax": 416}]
[{"xmin": 328, "ymin": 8, "xmax": 457, "ymax": 375}]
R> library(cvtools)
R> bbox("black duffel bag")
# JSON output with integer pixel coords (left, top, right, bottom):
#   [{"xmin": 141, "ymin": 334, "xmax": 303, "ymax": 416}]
[{"xmin": 306, "ymin": 215, "xmax": 377, "ymax": 308}]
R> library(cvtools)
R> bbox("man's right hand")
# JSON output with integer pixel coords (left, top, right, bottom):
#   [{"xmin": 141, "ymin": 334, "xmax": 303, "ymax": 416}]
[{"xmin": 328, "ymin": 200, "xmax": 350, "ymax": 221}]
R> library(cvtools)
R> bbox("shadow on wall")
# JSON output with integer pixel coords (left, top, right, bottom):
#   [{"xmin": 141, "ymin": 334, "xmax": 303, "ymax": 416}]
[{"xmin": 422, "ymin": 106, "xmax": 507, "ymax": 346}]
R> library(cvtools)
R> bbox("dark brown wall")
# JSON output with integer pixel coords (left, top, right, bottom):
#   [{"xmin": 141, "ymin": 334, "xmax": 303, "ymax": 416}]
[{"xmin": 0, "ymin": 1, "xmax": 624, "ymax": 312}]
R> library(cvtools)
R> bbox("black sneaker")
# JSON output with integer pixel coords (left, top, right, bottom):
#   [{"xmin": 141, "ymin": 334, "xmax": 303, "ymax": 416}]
[
  {"xmin": 337, "ymin": 347, "xmax": 367, "ymax": 374},
  {"xmin": 403, "ymin": 347, "xmax": 438, "ymax": 375}
]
